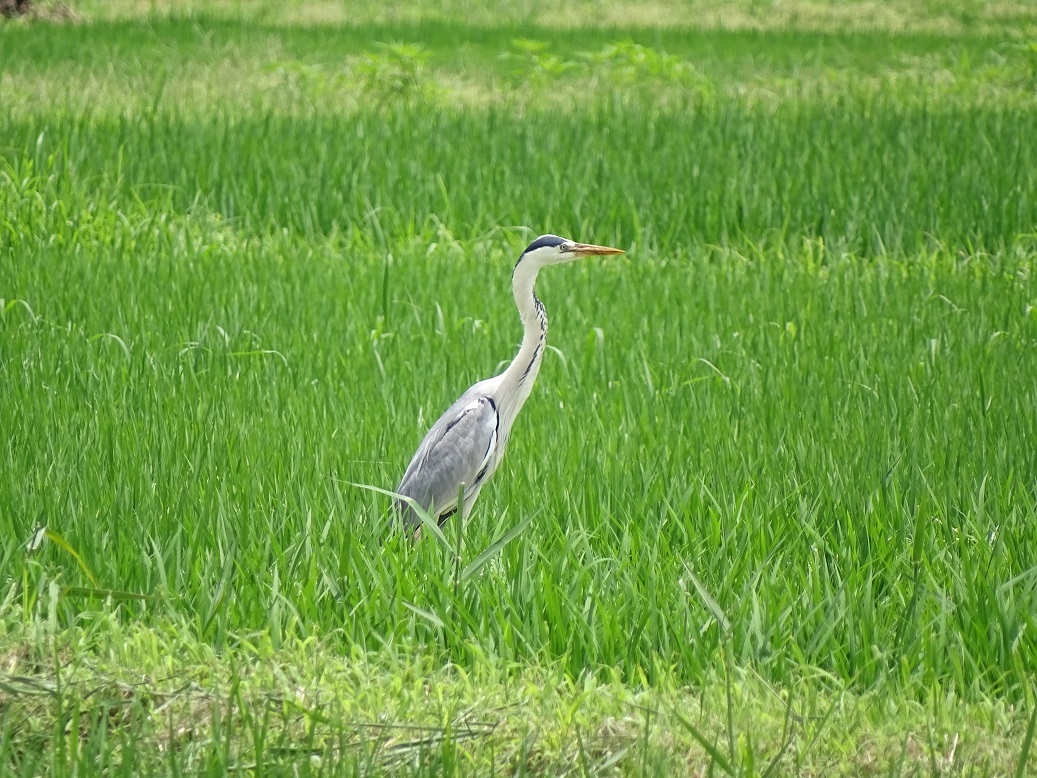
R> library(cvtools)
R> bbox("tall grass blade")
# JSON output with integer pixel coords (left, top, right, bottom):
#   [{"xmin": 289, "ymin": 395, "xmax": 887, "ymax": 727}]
[{"xmin": 461, "ymin": 512, "xmax": 535, "ymax": 583}]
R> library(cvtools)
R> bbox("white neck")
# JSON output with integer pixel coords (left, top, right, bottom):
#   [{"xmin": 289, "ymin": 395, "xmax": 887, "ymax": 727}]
[{"xmin": 498, "ymin": 256, "xmax": 548, "ymax": 411}]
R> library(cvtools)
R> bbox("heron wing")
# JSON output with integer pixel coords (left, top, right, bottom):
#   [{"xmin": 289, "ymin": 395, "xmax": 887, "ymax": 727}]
[{"xmin": 396, "ymin": 394, "xmax": 499, "ymax": 527}]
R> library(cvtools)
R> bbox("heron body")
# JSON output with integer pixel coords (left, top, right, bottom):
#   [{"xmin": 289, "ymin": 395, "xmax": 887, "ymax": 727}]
[{"xmin": 394, "ymin": 234, "xmax": 624, "ymax": 531}]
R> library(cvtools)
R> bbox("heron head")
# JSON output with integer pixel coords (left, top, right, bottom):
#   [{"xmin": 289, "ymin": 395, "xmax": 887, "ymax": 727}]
[{"xmin": 519, "ymin": 234, "xmax": 625, "ymax": 266}]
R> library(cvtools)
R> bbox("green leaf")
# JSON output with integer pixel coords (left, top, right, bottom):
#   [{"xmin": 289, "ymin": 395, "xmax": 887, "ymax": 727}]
[
  {"xmin": 402, "ymin": 600, "xmax": 444, "ymax": 629},
  {"xmin": 1015, "ymin": 702, "xmax": 1037, "ymax": 778},
  {"xmin": 349, "ymin": 481, "xmax": 452, "ymax": 551},
  {"xmin": 461, "ymin": 511, "xmax": 535, "ymax": 583},
  {"xmin": 29, "ymin": 527, "xmax": 99, "ymax": 588},
  {"xmin": 671, "ymin": 706, "xmax": 735, "ymax": 776}
]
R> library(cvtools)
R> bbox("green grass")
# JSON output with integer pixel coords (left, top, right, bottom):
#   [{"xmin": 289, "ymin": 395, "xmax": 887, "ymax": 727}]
[
  {"xmin": 42, "ymin": 0, "xmax": 1037, "ymax": 36},
  {"xmin": 2, "ymin": 1, "xmax": 1037, "ymax": 774},
  {"xmin": 1, "ymin": 613, "xmax": 1034, "ymax": 776}
]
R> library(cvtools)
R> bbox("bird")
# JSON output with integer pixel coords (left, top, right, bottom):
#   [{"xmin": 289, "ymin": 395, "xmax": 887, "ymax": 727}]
[{"xmin": 394, "ymin": 234, "xmax": 624, "ymax": 534}]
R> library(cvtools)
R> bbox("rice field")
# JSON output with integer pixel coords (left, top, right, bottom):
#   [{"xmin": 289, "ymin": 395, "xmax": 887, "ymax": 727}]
[{"xmin": 2, "ymin": 1, "xmax": 1037, "ymax": 774}]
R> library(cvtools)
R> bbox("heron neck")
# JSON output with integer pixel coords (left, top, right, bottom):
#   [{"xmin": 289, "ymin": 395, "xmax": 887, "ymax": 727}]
[{"xmin": 500, "ymin": 258, "xmax": 548, "ymax": 403}]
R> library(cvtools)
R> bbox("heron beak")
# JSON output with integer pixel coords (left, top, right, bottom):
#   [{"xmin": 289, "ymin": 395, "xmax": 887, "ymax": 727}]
[{"xmin": 568, "ymin": 242, "xmax": 625, "ymax": 256}]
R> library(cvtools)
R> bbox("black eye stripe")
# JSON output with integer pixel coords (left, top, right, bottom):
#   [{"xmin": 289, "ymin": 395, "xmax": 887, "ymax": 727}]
[{"xmin": 522, "ymin": 234, "xmax": 567, "ymax": 254}]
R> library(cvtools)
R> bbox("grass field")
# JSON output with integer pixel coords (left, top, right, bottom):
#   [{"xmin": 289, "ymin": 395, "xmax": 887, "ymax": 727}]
[{"xmin": 2, "ymin": 0, "xmax": 1037, "ymax": 774}]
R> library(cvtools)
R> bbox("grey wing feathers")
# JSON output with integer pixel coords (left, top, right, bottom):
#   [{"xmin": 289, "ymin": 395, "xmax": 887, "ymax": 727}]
[{"xmin": 395, "ymin": 395, "xmax": 498, "ymax": 528}]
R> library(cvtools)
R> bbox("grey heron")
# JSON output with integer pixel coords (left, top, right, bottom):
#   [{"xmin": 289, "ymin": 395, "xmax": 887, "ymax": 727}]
[{"xmin": 394, "ymin": 234, "xmax": 624, "ymax": 533}]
